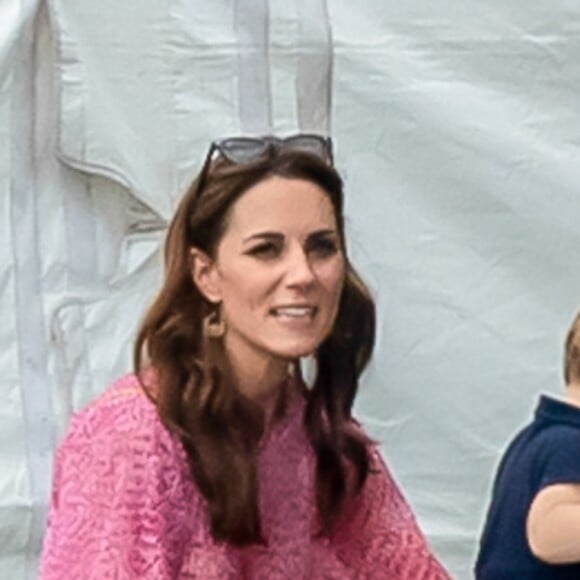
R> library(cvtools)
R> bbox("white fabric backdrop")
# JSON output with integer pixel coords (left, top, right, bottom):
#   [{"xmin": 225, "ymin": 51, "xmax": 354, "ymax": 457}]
[{"xmin": 3, "ymin": 1, "xmax": 580, "ymax": 577}]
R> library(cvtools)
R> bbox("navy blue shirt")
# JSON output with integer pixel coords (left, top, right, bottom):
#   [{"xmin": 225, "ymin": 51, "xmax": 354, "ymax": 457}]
[{"xmin": 476, "ymin": 396, "xmax": 580, "ymax": 579}]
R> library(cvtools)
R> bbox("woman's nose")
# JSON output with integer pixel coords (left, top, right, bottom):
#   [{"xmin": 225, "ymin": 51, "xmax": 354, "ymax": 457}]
[{"xmin": 285, "ymin": 247, "xmax": 316, "ymax": 287}]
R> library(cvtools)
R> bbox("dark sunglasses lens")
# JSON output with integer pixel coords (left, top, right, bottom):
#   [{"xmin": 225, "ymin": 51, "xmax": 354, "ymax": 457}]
[
  {"xmin": 219, "ymin": 139, "xmax": 268, "ymax": 164},
  {"xmin": 283, "ymin": 135, "xmax": 330, "ymax": 161}
]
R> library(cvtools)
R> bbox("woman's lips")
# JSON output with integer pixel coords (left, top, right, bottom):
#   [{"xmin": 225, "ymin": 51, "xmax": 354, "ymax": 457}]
[{"xmin": 269, "ymin": 306, "xmax": 318, "ymax": 328}]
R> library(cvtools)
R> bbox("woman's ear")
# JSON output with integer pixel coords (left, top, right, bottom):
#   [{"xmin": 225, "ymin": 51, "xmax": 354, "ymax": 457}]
[{"xmin": 190, "ymin": 247, "xmax": 222, "ymax": 304}]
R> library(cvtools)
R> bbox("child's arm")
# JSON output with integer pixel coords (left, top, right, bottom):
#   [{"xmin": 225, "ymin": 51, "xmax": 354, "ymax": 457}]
[{"xmin": 526, "ymin": 482, "xmax": 580, "ymax": 563}]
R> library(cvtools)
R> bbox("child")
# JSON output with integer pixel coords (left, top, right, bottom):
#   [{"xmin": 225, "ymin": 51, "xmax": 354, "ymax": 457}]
[{"xmin": 476, "ymin": 311, "xmax": 580, "ymax": 579}]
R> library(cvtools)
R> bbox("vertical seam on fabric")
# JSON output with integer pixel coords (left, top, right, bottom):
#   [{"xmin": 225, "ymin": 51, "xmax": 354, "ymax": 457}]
[
  {"xmin": 295, "ymin": 0, "xmax": 333, "ymax": 135},
  {"xmin": 9, "ymin": 0, "xmax": 57, "ymax": 577},
  {"xmin": 234, "ymin": 0, "xmax": 273, "ymax": 135}
]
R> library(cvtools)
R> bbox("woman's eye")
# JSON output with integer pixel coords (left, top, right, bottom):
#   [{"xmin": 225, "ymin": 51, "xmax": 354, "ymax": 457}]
[
  {"xmin": 249, "ymin": 243, "xmax": 279, "ymax": 258},
  {"xmin": 309, "ymin": 239, "xmax": 338, "ymax": 256}
]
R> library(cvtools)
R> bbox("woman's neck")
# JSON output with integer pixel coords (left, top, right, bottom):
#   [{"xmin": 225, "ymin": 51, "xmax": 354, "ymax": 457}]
[{"xmin": 223, "ymin": 338, "xmax": 293, "ymax": 429}]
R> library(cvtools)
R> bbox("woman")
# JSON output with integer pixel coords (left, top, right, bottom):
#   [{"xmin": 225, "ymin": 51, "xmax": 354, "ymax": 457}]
[{"xmin": 40, "ymin": 135, "xmax": 449, "ymax": 579}]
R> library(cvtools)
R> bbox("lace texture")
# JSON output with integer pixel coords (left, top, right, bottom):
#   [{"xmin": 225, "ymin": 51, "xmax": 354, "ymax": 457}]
[{"xmin": 39, "ymin": 374, "xmax": 450, "ymax": 579}]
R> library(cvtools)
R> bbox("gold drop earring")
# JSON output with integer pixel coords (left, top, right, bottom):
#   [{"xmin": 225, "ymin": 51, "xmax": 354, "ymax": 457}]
[{"xmin": 203, "ymin": 307, "xmax": 226, "ymax": 338}]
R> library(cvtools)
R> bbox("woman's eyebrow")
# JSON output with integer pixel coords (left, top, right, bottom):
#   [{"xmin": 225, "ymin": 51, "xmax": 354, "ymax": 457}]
[
  {"xmin": 307, "ymin": 229, "xmax": 337, "ymax": 240},
  {"xmin": 243, "ymin": 232, "xmax": 284, "ymax": 244},
  {"xmin": 242, "ymin": 229, "xmax": 338, "ymax": 245}
]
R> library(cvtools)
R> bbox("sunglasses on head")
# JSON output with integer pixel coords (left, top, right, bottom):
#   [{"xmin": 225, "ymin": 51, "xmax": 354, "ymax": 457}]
[
  {"xmin": 191, "ymin": 134, "xmax": 334, "ymax": 207},
  {"xmin": 205, "ymin": 133, "xmax": 334, "ymax": 166}
]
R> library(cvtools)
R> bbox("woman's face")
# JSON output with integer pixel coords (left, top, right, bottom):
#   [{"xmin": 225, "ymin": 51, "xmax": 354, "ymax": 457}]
[{"xmin": 197, "ymin": 176, "xmax": 345, "ymax": 365}]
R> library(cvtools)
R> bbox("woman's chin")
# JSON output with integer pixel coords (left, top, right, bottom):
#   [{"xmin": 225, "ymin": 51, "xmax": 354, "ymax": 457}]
[{"xmin": 268, "ymin": 341, "xmax": 319, "ymax": 361}]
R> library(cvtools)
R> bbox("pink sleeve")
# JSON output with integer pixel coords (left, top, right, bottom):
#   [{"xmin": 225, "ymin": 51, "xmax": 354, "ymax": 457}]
[
  {"xmin": 39, "ymin": 392, "xmax": 195, "ymax": 579},
  {"xmin": 331, "ymin": 448, "xmax": 450, "ymax": 580}
]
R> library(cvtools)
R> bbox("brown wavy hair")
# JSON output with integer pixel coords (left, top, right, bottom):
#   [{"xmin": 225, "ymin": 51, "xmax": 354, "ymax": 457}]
[{"xmin": 134, "ymin": 145, "xmax": 376, "ymax": 546}]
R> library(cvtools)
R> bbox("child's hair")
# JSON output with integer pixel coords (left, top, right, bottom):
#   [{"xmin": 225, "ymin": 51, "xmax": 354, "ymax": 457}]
[{"xmin": 564, "ymin": 311, "xmax": 580, "ymax": 385}]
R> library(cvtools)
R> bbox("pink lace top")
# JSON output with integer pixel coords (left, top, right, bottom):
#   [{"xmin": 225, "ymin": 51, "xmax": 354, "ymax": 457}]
[{"xmin": 39, "ymin": 374, "xmax": 449, "ymax": 579}]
